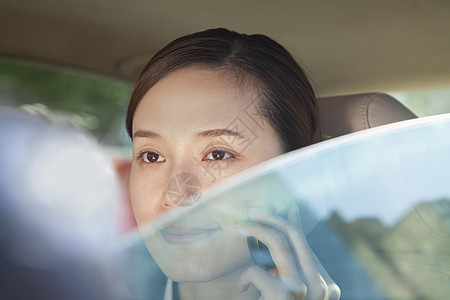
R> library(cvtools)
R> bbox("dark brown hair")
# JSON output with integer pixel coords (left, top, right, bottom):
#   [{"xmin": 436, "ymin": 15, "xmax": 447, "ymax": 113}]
[{"xmin": 126, "ymin": 28, "xmax": 319, "ymax": 152}]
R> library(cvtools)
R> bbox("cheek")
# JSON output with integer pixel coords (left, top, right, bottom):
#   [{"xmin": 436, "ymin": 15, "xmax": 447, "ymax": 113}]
[
  {"xmin": 197, "ymin": 161, "xmax": 252, "ymax": 187},
  {"xmin": 129, "ymin": 164, "xmax": 165, "ymax": 225}
]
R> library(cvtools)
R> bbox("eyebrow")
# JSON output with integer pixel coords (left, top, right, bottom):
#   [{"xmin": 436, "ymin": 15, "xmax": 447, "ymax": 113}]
[
  {"xmin": 133, "ymin": 130, "xmax": 161, "ymax": 139},
  {"xmin": 133, "ymin": 128, "xmax": 245, "ymax": 140},
  {"xmin": 195, "ymin": 128, "xmax": 245, "ymax": 139}
]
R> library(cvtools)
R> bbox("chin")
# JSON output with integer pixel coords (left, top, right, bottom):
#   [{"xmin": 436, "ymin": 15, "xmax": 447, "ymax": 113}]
[
  {"xmin": 162, "ymin": 257, "xmax": 248, "ymax": 283},
  {"xmin": 145, "ymin": 227, "xmax": 251, "ymax": 282},
  {"xmin": 149, "ymin": 243, "xmax": 251, "ymax": 283}
]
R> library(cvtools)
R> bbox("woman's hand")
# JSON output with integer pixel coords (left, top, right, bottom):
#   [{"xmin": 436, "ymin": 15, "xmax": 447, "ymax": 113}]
[{"xmin": 236, "ymin": 205, "xmax": 341, "ymax": 300}]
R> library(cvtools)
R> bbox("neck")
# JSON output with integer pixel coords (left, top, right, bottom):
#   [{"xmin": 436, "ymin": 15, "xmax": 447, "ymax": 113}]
[{"xmin": 176, "ymin": 261, "xmax": 260, "ymax": 300}]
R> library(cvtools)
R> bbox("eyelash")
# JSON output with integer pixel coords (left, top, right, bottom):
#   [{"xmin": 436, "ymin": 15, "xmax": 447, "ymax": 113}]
[
  {"xmin": 136, "ymin": 148, "xmax": 237, "ymax": 164},
  {"xmin": 202, "ymin": 148, "xmax": 237, "ymax": 162},
  {"xmin": 137, "ymin": 150, "xmax": 165, "ymax": 163}
]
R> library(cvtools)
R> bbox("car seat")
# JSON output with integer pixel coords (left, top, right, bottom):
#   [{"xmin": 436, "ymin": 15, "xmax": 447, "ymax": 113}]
[{"xmin": 317, "ymin": 92, "xmax": 417, "ymax": 139}]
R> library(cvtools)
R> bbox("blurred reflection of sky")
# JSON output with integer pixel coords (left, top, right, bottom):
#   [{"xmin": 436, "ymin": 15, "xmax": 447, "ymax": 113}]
[{"xmin": 280, "ymin": 113, "xmax": 450, "ymax": 227}]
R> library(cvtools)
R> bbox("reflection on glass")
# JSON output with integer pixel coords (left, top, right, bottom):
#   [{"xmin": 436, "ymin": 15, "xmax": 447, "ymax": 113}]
[{"xmin": 113, "ymin": 114, "xmax": 450, "ymax": 300}]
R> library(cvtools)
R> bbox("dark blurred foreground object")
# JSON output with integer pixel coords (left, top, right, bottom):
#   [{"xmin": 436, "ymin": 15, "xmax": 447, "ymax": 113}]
[
  {"xmin": 0, "ymin": 215, "xmax": 115, "ymax": 300},
  {"xmin": 0, "ymin": 107, "xmax": 121, "ymax": 300}
]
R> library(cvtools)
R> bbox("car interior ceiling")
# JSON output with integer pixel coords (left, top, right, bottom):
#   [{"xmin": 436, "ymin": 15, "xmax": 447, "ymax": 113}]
[{"xmin": 0, "ymin": 0, "xmax": 449, "ymax": 96}]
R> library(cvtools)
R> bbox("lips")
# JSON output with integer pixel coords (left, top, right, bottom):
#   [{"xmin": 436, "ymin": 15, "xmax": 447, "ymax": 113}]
[{"xmin": 161, "ymin": 225, "xmax": 221, "ymax": 245}]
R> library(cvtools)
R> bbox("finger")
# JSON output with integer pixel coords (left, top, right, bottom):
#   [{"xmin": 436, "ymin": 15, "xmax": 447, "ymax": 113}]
[
  {"xmin": 237, "ymin": 222, "xmax": 299, "ymax": 283},
  {"xmin": 288, "ymin": 205, "xmax": 337, "ymax": 300},
  {"xmin": 247, "ymin": 207, "xmax": 315, "ymax": 275},
  {"xmin": 238, "ymin": 265, "xmax": 306, "ymax": 300},
  {"xmin": 248, "ymin": 206, "xmax": 329, "ymax": 300},
  {"xmin": 308, "ymin": 250, "xmax": 341, "ymax": 300},
  {"xmin": 327, "ymin": 283, "xmax": 341, "ymax": 300},
  {"xmin": 287, "ymin": 203, "xmax": 302, "ymax": 227}
]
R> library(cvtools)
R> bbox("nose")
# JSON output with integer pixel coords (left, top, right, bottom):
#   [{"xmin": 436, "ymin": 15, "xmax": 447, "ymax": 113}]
[{"xmin": 165, "ymin": 172, "xmax": 202, "ymax": 207}]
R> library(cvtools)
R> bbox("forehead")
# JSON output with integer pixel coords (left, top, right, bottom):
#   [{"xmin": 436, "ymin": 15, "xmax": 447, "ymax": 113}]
[{"xmin": 132, "ymin": 67, "xmax": 261, "ymax": 134}]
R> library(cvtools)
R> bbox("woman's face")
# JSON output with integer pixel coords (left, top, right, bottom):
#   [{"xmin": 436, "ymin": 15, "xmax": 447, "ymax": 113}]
[{"xmin": 129, "ymin": 67, "xmax": 282, "ymax": 282}]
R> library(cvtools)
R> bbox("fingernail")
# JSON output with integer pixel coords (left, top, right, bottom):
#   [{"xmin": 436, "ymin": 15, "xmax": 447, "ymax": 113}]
[
  {"xmin": 288, "ymin": 204, "xmax": 301, "ymax": 224},
  {"xmin": 235, "ymin": 225, "xmax": 250, "ymax": 236},
  {"xmin": 291, "ymin": 204, "xmax": 300, "ymax": 216}
]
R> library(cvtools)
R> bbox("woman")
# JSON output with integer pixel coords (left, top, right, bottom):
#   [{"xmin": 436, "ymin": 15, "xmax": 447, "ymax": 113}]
[{"xmin": 126, "ymin": 28, "xmax": 340, "ymax": 299}]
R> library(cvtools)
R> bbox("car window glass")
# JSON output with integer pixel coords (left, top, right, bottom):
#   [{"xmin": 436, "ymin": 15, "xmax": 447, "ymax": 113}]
[
  {"xmin": 114, "ymin": 114, "xmax": 450, "ymax": 300},
  {"xmin": 391, "ymin": 87, "xmax": 450, "ymax": 117}
]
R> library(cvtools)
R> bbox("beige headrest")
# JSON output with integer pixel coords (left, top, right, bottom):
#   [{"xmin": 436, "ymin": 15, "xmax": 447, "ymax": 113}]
[{"xmin": 317, "ymin": 93, "xmax": 416, "ymax": 139}]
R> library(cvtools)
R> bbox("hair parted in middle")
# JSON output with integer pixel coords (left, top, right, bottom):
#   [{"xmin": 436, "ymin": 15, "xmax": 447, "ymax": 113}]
[{"xmin": 126, "ymin": 28, "xmax": 319, "ymax": 152}]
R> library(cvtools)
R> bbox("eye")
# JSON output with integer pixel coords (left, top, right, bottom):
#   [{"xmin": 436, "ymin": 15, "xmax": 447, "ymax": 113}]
[
  {"xmin": 204, "ymin": 150, "xmax": 234, "ymax": 161},
  {"xmin": 139, "ymin": 151, "xmax": 166, "ymax": 163}
]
